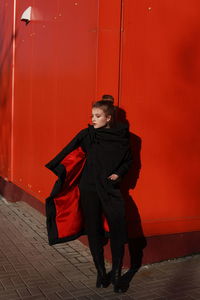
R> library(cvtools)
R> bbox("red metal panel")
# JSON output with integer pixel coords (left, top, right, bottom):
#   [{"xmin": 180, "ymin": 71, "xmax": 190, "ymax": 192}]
[
  {"xmin": 0, "ymin": 0, "xmax": 14, "ymax": 180},
  {"xmin": 12, "ymin": 0, "xmax": 98, "ymax": 201},
  {"xmin": 120, "ymin": 0, "xmax": 200, "ymax": 235}
]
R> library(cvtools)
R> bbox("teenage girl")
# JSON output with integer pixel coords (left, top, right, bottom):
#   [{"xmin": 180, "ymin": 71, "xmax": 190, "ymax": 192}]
[{"xmin": 45, "ymin": 100, "xmax": 132, "ymax": 293}]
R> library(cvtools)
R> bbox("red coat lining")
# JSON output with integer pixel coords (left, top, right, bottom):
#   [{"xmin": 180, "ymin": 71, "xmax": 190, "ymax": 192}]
[{"xmin": 53, "ymin": 146, "xmax": 109, "ymax": 239}]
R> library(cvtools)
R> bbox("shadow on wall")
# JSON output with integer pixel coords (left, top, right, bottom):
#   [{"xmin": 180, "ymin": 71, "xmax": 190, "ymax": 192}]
[{"xmin": 117, "ymin": 107, "xmax": 147, "ymax": 287}]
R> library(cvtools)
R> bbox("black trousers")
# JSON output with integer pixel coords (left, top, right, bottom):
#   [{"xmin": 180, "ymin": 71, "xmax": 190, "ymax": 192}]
[{"xmin": 80, "ymin": 189, "xmax": 126, "ymax": 270}]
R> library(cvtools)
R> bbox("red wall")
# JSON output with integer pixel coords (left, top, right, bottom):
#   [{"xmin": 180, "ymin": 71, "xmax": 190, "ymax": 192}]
[
  {"xmin": 0, "ymin": 0, "xmax": 200, "ymax": 239},
  {"xmin": 120, "ymin": 0, "xmax": 200, "ymax": 236}
]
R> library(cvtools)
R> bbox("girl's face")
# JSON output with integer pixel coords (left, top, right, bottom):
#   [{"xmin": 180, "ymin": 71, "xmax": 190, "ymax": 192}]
[{"xmin": 92, "ymin": 107, "xmax": 111, "ymax": 129}]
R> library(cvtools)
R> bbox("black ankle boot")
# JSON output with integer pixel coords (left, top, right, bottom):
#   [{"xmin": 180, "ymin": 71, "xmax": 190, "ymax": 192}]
[
  {"xmin": 96, "ymin": 270, "xmax": 110, "ymax": 288},
  {"xmin": 90, "ymin": 243, "xmax": 111, "ymax": 288},
  {"xmin": 94, "ymin": 258, "xmax": 111, "ymax": 288},
  {"xmin": 111, "ymin": 264, "xmax": 128, "ymax": 293},
  {"xmin": 111, "ymin": 273, "xmax": 128, "ymax": 293},
  {"xmin": 111, "ymin": 268, "xmax": 122, "ymax": 293}
]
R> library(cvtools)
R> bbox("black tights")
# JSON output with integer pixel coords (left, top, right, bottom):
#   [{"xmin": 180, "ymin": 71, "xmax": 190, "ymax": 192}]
[{"xmin": 80, "ymin": 189, "xmax": 126, "ymax": 270}]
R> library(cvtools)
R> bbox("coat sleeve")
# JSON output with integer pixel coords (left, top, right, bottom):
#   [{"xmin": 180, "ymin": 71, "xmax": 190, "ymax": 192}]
[
  {"xmin": 45, "ymin": 129, "xmax": 87, "ymax": 175},
  {"xmin": 113, "ymin": 147, "xmax": 133, "ymax": 178}
]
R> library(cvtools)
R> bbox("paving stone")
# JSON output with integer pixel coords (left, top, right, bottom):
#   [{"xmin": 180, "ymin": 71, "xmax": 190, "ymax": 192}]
[
  {"xmin": 16, "ymin": 287, "xmax": 32, "ymax": 298},
  {"xmin": 57, "ymin": 290, "xmax": 75, "ymax": 299},
  {"xmin": 0, "ymin": 277, "xmax": 16, "ymax": 289},
  {"xmin": 10, "ymin": 276, "xmax": 26, "ymax": 288},
  {"xmin": 0, "ymin": 289, "xmax": 21, "ymax": 299},
  {"xmin": 22, "ymin": 296, "xmax": 46, "ymax": 300},
  {"xmin": 38, "ymin": 283, "xmax": 62, "ymax": 293},
  {"xmin": 44, "ymin": 293, "xmax": 62, "ymax": 300},
  {"xmin": 27, "ymin": 287, "xmax": 44, "ymax": 297},
  {"xmin": 86, "ymin": 294, "xmax": 102, "ymax": 300},
  {"xmin": 119, "ymin": 296, "xmax": 135, "ymax": 300}
]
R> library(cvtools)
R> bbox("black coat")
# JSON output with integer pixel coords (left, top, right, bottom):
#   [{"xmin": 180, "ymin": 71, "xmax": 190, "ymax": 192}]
[{"xmin": 45, "ymin": 123, "xmax": 132, "ymax": 245}]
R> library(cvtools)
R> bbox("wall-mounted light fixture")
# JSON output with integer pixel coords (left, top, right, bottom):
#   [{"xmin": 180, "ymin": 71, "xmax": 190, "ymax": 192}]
[{"xmin": 21, "ymin": 6, "xmax": 32, "ymax": 24}]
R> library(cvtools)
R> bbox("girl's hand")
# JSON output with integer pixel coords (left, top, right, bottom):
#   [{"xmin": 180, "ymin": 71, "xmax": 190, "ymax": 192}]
[{"xmin": 108, "ymin": 174, "xmax": 119, "ymax": 181}]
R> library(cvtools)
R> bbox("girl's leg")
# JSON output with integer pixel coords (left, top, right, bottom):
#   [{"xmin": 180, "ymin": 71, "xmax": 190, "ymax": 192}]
[
  {"xmin": 79, "ymin": 189, "xmax": 110, "ymax": 287},
  {"xmin": 79, "ymin": 189, "xmax": 104, "ymax": 261},
  {"xmin": 102, "ymin": 200, "xmax": 127, "ymax": 292}
]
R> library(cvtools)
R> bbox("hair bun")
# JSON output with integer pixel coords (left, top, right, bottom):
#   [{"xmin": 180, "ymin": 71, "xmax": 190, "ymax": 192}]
[{"xmin": 102, "ymin": 94, "xmax": 114, "ymax": 104}]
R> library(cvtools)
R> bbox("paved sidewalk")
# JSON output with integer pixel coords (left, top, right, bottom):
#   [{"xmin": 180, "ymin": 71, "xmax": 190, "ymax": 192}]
[{"xmin": 0, "ymin": 197, "xmax": 200, "ymax": 300}]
